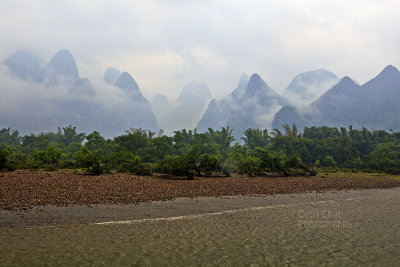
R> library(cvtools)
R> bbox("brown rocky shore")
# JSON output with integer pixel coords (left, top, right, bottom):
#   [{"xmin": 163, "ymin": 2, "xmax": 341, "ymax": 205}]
[{"xmin": 1, "ymin": 170, "xmax": 400, "ymax": 210}]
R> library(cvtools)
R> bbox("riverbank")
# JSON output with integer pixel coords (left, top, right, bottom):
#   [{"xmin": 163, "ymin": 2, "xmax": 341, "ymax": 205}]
[{"xmin": 1, "ymin": 170, "xmax": 400, "ymax": 211}]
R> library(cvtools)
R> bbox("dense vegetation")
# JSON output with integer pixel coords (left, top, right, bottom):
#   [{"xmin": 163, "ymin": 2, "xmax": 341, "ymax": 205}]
[{"xmin": 1, "ymin": 124, "xmax": 399, "ymax": 178}]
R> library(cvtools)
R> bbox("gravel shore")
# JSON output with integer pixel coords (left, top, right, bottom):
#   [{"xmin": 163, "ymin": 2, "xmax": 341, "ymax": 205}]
[{"xmin": 1, "ymin": 170, "xmax": 400, "ymax": 210}]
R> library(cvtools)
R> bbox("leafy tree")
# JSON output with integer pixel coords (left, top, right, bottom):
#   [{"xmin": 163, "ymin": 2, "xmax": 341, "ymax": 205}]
[
  {"xmin": 56, "ymin": 125, "xmax": 85, "ymax": 146},
  {"xmin": 64, "ymin": 142, "xmax": 83, "ymax": 159},
  {"xmin": 21, "ymin": 134, "xmax": 36, "ymax": 153},
  {"xmin": 139, "ymin": 136, "xmax": 174, "ymax": 162},
  {"xmin": 114, "ymin": 131, "xmax": 149, "ymax": 153},
  {"xmin": 86, "ymin": 131, "xmax": 106, "ymax": 151},
  {"xmin": 365, "ymin": 142, "xmax": 400, "ymax": 173},
  {"xmin": 0, "ymin": 128, "xmax": 21, "ymax": 146},
  {"xmin": 23, "ymin": 132, "xmax": 59, "ymax": 151}
]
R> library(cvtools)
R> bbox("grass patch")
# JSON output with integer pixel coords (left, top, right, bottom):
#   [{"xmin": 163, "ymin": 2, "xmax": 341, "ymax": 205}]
[{"xmin": 319, "ymin": 171, "xmax": 400, "ymax": 181}]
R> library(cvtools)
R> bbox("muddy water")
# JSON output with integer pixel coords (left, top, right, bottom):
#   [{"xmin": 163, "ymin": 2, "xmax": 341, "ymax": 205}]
[{"xmin": 1, "ymin": 189, "xmax": 400, "ymax": 266}]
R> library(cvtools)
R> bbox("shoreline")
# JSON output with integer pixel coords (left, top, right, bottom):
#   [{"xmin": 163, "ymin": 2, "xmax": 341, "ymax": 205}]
[{"xmin": 1, "ymin": 170, "xmax": 400, "ymax": 211}]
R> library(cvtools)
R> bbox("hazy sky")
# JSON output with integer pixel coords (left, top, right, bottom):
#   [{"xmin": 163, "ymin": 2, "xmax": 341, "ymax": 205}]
[{"xmin": 1, "ymin": 0, "xmax": 400, "ymax": 99}]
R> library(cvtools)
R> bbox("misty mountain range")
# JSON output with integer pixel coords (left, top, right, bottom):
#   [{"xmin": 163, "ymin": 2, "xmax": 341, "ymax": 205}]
[
  {"xmin": 1, "ymin": 49, "xmax": 400, "ymax": 137},
  {"xmin": 198, "ymin": 73, "xmax": 288, "ymax": 138},
  {"xmin": 273, "ymin": 65, "xmax": 400, "ymax": 132},
  {"xmin": 1, "ymin": 49, "xmax": 161, "ymax": 137}
]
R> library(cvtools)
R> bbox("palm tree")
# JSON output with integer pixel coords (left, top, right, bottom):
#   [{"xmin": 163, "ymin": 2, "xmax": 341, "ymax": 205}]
[
  {"xmin": 157, "ymin": 129, "xmax": 165, "ymax": 137},
  {"xmin": 216, "ymin": 126, "xmax": 235, "ymax": 150},
  {"xmin": 271, "ymin": 129, "xmax": 282, "ymax": 137},
  {"xmin": 282, "ymin": 124, "xmax": 292, "ymax": 136},
  {"xmin": 241, "ymin": 128, "xmax": 271, "ymax": 149},
  {"xmin": 125, "ymin": 128, "xmax": 156, "ymax": 138},
  {"xmin": 281, "ymin": 123, "xmax": 299, "ymax": 137}
]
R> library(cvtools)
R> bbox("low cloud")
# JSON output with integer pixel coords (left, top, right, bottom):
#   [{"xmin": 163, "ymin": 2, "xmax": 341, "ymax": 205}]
[
  {"xmin": 1, "ymin": 0, "xmax": 400, "ymax": 136},
  {"xmin": 1, "ymin": 0, "xmax": 399, "ymax": 100},
  {"xmin": 0, "ymin": 66, "xmax": 155, "ymax": 137}
]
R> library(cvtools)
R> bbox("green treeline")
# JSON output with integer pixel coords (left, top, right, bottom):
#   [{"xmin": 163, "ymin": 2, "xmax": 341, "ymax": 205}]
[{"xmin": 1, "ymin": 124, "xmax": 400, "ymax": 178}]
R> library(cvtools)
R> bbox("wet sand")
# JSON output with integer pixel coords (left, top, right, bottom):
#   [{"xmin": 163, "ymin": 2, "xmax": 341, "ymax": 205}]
[{"xmin": 1, "ymin": 188, "xmax": 400, "ymax": 265}]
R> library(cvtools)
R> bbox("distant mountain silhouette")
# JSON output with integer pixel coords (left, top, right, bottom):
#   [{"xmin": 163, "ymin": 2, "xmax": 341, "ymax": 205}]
[
  {"xmin": 2, "ymin": 49, "xmax": 43, "ymax": 81},
  {"xmin": 272, "ymin": 106, "xmax": 308, "ymax": 131},
  {"xmin": 103, "ymin": 67, "xmax": 121, "ymax": 85},
  {"xmin": 110, "ymin": 71, "xmax": 158, "ymax": 130},
  {"xmin": 43, "ymin": 49, "xmax": 79, "ymax": 82},
  {"xmin": 198, "ymin": 73, "xmax": 287, "ymax": 138},
  {"xmin": 283, "ymin": 69, "xmax": 339, "ymax": 106},
  {"xmin": 273, "ymin": 65, "xmax": 400, "ymax": 132}
]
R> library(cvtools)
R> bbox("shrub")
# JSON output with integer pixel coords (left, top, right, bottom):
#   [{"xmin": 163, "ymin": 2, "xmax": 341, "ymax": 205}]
[
  {"xmin": 284, "ymin": 154, "xmax": 316, "ymax": 176},
  {"xmin": 254, "ymin": 148, "xmax": 287, "ymax": 176},
  {"xmin": 385, "ymin": 166, "xmax": 400, "ymax": 174},
  {"xmin": 314, "ymin": 160, "xmax": 321, "ymax": 168},
  {"xmin": 198, "ymin": 154, "xmax": 221, "ymax": 175},
  {"xmin": 130, "ymin": 162, "xmax": 154, "ymax": 176},
  {"xmin": 222, "ymin": 148, "xmax": 246, "ymax": 177},
  {"xmin": 33, "ymin": 146, "xmax": 64, "ymax": 171},
  {"xmin": 74, "ymin": 146, "xmax": 105, "ymax": 175},
  {"xmin": 221, "ymin": 158, "xmax": 234, "ymax": 177},
  {"xmin": 124, "ymin": 156, "xmax": 153, "ymax": 176},
  {"xmin": 0, "ymin": 148, "xmax": 10, "ymax": 170},
  {"xmin": 8, "ymin": 152, "xmax": 28, "ymax": 169},
  {"xmin": 24, "ymin": 158, "xmax": 40, "ymax": 170},
  {"xmin": 346, "ymin": 157, "xmax": 362, "ymax": 169},
  {"xmin": 33, "ymin": 146, "xmax": 62, "ymax": 166},
  {"xmin": 44, "ymin": 164, "xmax": 58, "ymax": 171},
  {"xmin": 57, "ymin": 159, "xmax": 75, "ymax": 169},
  {"xmin": 104, "ymin": 151, "xmax": 136, "ymax": 171},
  {"xmin": 156, "ymin": 155, "xmax": 197, "ymax": 180},
  {"xmin": 240, "ymin": 156, "xmax": 261, "ymax": 177},
  {"xmin": 322, "ymin": 156, "xmax": 337, "ymax": 167}
]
